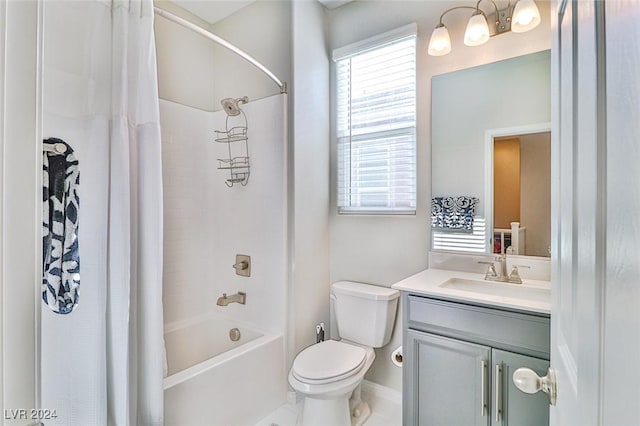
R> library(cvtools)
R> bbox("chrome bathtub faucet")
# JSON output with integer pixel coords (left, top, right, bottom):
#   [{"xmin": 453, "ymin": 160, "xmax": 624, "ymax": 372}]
[{"xmin": 216, "ymin": 292, "xmax": 247, "ymax": 306}]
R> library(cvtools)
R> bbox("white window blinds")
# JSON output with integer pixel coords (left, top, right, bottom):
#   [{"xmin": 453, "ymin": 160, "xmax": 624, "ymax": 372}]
[{"xmin": 335, "ymin": 25, "xmax": 417, "ymax": 214}]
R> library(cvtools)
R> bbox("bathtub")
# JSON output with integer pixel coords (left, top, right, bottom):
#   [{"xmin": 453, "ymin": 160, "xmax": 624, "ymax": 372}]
[{"xmin": 163, "ymin": 314, "xmax": 286, "ymax": 426}]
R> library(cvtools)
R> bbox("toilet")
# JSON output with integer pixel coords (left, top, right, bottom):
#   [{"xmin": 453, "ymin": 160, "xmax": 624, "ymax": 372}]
[{"xmin": 288, "ymin": 281, "xmax": 399, "ymax": 426}]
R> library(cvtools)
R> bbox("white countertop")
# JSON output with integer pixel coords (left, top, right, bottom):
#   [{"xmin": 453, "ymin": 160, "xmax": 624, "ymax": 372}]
[{"xmin": 391, "ymin": 268, "xmax": 551, "ymax": 315}]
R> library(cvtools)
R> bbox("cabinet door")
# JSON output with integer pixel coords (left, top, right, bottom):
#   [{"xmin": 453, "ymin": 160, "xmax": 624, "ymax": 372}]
[
  {"xmin": 492, "ymin": 349, "xmax": 549, "ymax": 426},
  {"xmin": 405, "ymin": 329, "xmax": 491, "ymax": 426}
]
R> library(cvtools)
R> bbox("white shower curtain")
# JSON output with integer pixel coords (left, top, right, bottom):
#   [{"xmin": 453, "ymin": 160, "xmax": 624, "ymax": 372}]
[
  {"xmin": 106, "ymin": 1, "xmax": 164, "ymax": 424},
  {"xmin": 41, "ymin": 1, "xmax": 164, "ymax": 425}
]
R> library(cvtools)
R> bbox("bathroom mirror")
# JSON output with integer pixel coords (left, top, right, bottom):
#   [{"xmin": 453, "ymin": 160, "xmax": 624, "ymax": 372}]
[{"xmin": 431, "ymin": 50, "xmax": 551, "ymax": 257}]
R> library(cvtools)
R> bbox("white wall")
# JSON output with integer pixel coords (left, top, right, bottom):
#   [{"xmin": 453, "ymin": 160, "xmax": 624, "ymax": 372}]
[
  {"xmin": 327, "ymin": 0, "xmax": 551, "ymax": 391},
  {"xmin": 159, "ymin": 101, "xmax": 215, "ymax": 325},
  {"xmin": 155, "ymin": 1, "xmax": 216, "ymax": 111},
  {"xmin": 157, "ymin": 0, "xmax": 333, "ymax": 374},
  {"xmin": 199, "ymin": 0, "xmax": 332, "ymax": 374},
  {"xmin": 209, "ymin": 95, "xmax": 288, "ymax": 333},
  {"xmin": 160, "ymin": 95, "xmax": 288, "ymax": 334},
  {"xmin": 155, "ymin": 0, "xmax": 291, "ymax": 111},
  {"xmin": 290, "ymin": 0, "xmax": 330, "ymax": 367},
  {"xmin": 211, "ymin": 0, "xmax": 291, "ymax": 103},
  {"xmin": 156, "ymin": 1, "xmax": 293, "ymax": 334},
  {"xmin": 1, "ymin": 1, "xmax": 40, "ymax": 422}
]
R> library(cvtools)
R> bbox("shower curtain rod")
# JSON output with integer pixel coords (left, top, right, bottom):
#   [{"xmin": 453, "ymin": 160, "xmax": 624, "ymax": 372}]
[{"xmin": 154, "ymin": 6, "xmax": 287, "ymax": 94}]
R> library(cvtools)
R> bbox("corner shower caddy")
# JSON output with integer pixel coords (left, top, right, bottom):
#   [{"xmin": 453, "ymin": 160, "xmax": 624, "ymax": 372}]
[{"xmin": 215, "ymin": 109, "xmax": 250, "ymax": 187}]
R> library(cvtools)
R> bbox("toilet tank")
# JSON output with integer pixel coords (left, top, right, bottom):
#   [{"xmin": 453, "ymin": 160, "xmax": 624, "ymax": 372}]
[{"xmin": 331, "ymin": 281, "xmax": 399, "ymax": 348}]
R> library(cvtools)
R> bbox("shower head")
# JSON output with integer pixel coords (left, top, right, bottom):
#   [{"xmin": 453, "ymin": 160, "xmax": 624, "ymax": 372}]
[{"xmin": 221, "ymin": 96, "xmax": 249, "ymax": 116}]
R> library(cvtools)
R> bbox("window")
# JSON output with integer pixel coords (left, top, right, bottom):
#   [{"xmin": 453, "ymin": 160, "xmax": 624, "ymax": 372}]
[
  {"xmin": 334, "ymin": 24, "xmax": 417, "ymax": 214},
  {"xmin": 432, "ymin": 218, "xmax": 487, "ymax": 253}
]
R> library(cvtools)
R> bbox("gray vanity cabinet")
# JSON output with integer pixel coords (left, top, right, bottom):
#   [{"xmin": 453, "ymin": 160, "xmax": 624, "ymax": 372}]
[
  {"xmin": 492, "ymin": 350, "xmax": 550, "ymax": 426},
  {"xmin": 405, "ymin": 329, "xmax": 491, "ymax": 426},
  {"xmin": 403, "ymin": 293, "xmax": 550, "ymax": 426}
]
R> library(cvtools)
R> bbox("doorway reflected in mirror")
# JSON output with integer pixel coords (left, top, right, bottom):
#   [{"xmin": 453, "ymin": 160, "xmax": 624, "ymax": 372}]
[{"xmin": 493, "ymin": 132, "xmax": 550, "ymax": 257}]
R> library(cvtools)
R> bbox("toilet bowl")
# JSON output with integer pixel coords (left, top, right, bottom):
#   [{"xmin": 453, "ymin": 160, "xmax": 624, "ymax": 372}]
[
  {"xmin": 288, "ymin": 340, "xmax": 375, "ymax": 426},
  {"xmin": 288, "ymin": 281, "xmax": 399, "ymax": 426}
]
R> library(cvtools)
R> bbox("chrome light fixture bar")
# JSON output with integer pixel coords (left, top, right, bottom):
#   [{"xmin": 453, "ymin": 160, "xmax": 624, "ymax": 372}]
[{"xmin": 427, "ymin": 0, "xmax": 541, "ymax": 57}]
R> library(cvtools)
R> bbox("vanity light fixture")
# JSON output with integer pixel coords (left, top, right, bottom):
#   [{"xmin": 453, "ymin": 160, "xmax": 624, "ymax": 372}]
[{"xmin": 427, "ymin": 0, "xmax": 541, "ymax": 57}]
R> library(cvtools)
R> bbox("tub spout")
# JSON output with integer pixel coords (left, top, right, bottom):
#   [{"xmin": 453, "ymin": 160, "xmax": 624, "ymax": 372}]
[{"xmin": 216, "ymin": 292, "xmax": 246, "ymax": 306}]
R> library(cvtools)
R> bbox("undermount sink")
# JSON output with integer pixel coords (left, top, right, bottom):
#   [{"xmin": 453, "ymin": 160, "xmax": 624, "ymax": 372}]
[{"xmin": 439, "ymin": 277, "xmax": 550, "ymax": 303}]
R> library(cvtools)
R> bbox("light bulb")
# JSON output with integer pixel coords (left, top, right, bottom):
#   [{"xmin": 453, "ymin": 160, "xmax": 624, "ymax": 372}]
[
  {"xmin": 428, "ymin": 24, "xmax": 451, "ymax": 56},
  {"xmin": 517, "ymin": 12, "xmax": 534, "ymax": 26},
  {"xmin": 511, "ymin": 0, "xmax": 541, "ymax": 33},
  {"xmin": 464, "ymin": 12, "xmax": 490, "ymax": 47}
]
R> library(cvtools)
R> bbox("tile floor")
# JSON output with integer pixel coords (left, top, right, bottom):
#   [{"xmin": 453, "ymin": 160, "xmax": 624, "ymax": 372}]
[{"xmin": 255, "ymin": 385, "xmax": 402, "ymax": 426}]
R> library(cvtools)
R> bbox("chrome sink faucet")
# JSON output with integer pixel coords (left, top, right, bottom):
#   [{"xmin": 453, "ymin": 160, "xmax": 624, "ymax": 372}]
[
  {"xmin": 478, "ymin": 254, "xmax": 530, "ymax": 284},
  {"xmin": 495, "ymin": 253, "xmax": 509, "ymax": 280},
  {"xmin": 216, "ymin": 292, "xmax": 246, "ymax": 306}
]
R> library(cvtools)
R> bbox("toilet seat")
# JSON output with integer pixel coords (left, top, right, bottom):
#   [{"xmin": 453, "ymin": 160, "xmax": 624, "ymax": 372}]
[{"xmin": 292, "ymin": 340, "xmax": 367, "ymax": 385}]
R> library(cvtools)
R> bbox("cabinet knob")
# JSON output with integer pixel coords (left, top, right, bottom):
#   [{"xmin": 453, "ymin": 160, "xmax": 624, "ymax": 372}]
[{"xmin": 513, "ymin": 367, "xmax": 557, "ymax": 406}]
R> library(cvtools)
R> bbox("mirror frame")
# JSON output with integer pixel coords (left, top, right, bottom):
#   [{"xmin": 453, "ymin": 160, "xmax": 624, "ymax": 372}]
[{"xmin": 484, "ymin": 122, "xmax": 552, "ymax": 255}]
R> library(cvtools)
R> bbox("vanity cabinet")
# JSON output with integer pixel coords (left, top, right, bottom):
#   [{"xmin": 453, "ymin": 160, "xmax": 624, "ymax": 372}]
[
  {"xmin": 405, "ymin": 330, "xmax": 490, "ymax": 425},
  {"xmin": 492, "ymin": 349, "xmax": 550, "ymax": 426},
  {"xmin": 403, "ymin": 293, "xmax": 550, "ymax": 426}
]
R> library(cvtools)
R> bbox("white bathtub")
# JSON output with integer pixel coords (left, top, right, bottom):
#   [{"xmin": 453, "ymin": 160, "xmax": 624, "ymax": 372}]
[{"xmin": 164, "ymin": 314, "xmax": 286, "ymax": 426}]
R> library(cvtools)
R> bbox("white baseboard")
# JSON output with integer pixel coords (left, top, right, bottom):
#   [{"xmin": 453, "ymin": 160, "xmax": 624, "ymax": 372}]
[{"xmin": 361, "ymin": 380, "xmax": 402, "ymax": 405}]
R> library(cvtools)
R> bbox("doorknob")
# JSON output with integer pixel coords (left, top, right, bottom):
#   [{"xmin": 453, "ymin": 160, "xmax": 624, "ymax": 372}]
[{"xmin": 513, "ymin": 367, "xmax": 557, "ymax": 406}]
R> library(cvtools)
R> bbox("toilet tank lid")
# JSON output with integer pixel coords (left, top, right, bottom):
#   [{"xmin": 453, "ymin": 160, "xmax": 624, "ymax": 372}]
[{"xmin": 331, "ymin": 281, "xmax": 399, "ymax": 301}]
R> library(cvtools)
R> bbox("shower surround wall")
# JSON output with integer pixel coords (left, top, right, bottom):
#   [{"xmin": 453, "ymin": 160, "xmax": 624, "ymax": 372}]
[
  {"xmin": 155, "ymin": 0, "xmax": 291, "ymax": 339},
  {"xmin": 154, "ymin": 4, "xmax": 290, "ymax": 421},
  {"xmin": 156, "ymin": 1, "xmax": 331, "ymax": 406},
  {"xmin": 160, "ymin": 94, "xmax": 288, "ymax": 423},
  {"xmin": 160, "ymin": 95, "xmax": 287, "ymax": 334}
]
